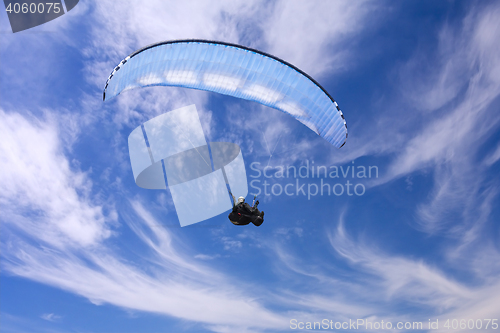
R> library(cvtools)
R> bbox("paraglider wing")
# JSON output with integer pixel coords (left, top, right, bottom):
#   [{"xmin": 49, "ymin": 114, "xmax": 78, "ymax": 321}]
[{"xmin": 103, "ymin": 39, "xmax": 348, "ymax": 148}]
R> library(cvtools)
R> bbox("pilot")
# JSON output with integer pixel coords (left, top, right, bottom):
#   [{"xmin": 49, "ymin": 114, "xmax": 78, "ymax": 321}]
[{"xmin": 228, "ymin": 196, "xmax": 264, "ymax": 226}]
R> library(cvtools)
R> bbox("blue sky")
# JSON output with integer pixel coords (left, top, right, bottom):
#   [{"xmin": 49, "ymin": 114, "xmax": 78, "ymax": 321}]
[{"xmin": 1, "ymin": 1, "xmax": 500, "ymax": 332}]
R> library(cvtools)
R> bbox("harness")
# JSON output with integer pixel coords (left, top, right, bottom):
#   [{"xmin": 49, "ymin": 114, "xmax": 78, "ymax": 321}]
[
  {"xmin": 228, "ymin": 210, "xmax": 246, "ymax": 225},
  {"xmin": 228, "ymin": 200, "xmax": 262, "ymax": 225}
]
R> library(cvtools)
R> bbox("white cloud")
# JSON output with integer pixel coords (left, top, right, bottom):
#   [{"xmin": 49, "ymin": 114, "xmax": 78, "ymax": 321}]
[
  {"xmin": 484, "ymin": 143, "xmax": 500, "ymax": 166},
  {"xmin": 0, "ymin": 111, "xmax": 285, "ymax": 331},
  {"xmin": 221, "ymin": 237, "xmax": 243, "ymax": 251},
  {"xmin": 358, "ymin": 2, "xmax": 500, "ymax": 244},
  {"xmin": 274, "ymin": 227, "xmax": 303, "ymax": 239},
  {"xmin": 387, "ymin": 3, "xmax": 500, "ymax": 176},
  {"xmin": 0, "ymin": 108, "xmax": 288, "ymax": 331},
  {"xmin": 261, "ymin": 1, "xmax": 375, "ymax": 78},
  {"xmin": 310, "ymin": 2, "xmax": 500, "ymax": 174},
  {"xmin": 194, "ymin": 254, "xmax": 221, "ymax": 260},
  {"xmin": 0, "ymin": 109, "xmax": 113, "ymax": 248},
  {"xmin": 40, "ymin": 313, "xmax": 61, "ymax": 322},
  {"xmin": 2, "ymin": 199, "xmax": 289, "ymax": 332},
  {"xmin": 329, "ymin": 217, "xmax": 500, "ymax": 321},
  {"xmin": 331, "ymin": 231, "xmax": 473, "ymax": 310},
  {"xmin": 262, "ymin": 207, "xmax": 500, "ymax": 326}
]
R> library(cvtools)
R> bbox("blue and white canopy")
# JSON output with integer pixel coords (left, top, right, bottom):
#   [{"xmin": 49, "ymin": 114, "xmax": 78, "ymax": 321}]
[{"xmin": 103, "ymin": 40, "xmax": 348, "ymax": 148}]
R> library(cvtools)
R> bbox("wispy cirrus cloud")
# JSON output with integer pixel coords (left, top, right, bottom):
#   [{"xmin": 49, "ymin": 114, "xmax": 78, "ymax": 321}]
[
  {"xmin": 316, "ymin": 2, "xmax": 500, "ymax": 171},
  {"xmin": 384, "ymin": 3, "xmax": 500, "ymax": 244},
  {"xmin": 40, "ymin": 313, "xmax": 62, "ymax": 322},
  {"xmin": 0, "ymin": 109, "xmax": 114, "ymax": 248},
  {"xmin": 328, "ymin": 3, "xmax": 500, "ymax": 255},
  {"xmin": 262, "ymin": 1, "xmax": 376, "ymax": 78},
  {"xmin": 3, "ymin": 205, "xmax": 288, "ymax": 332},
  {"xmin": 0, "ymin": 110, "xmax": 287, "ymax": 332},
  {"xmin": 266, "ymin": 213, "xmax": 500, "ymax": 327},
  {"xmin": 329, "ymin": 220, "xmax": 475, "ymax": 311}
]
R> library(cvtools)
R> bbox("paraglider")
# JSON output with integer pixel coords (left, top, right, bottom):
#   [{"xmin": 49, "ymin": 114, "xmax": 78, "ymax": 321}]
[
  {"xmin": 103, "ymin": 39, "xmax": 348, "ymax": 226},
  {"xmin": 103, "ymin": 39, "xmax": 348, "ymax": 148}
]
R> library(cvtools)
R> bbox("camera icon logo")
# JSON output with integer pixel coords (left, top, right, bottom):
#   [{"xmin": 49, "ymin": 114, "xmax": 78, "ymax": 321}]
[{"xmin": 128, "ymin": 105, "xmax": 248, "ymax": 226}]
